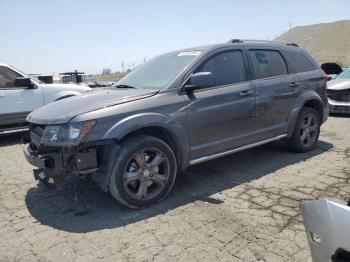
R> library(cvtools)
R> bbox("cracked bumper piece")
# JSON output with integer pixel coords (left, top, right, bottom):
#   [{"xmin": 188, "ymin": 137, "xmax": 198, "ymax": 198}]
[
  {"xmin": 23, "ymin": 143, "xmax": 63, "ymax": 180},
  {"xmin": 301, "ymin": 198, "xmax": 350, "ymax": 262}
]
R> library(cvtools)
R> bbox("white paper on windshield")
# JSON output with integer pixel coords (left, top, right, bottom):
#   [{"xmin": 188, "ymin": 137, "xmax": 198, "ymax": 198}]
[{"xmin": 177, "ymin": 51, "xmax": 202, "ymax": 56}]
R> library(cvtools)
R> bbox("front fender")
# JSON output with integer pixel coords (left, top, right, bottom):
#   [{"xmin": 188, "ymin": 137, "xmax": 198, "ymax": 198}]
[
  {"xmin": 103, "ymin": 112, "xmax": 190, "ymax": 169},
  {"xmin": 287, "ymin": 90, "xmax": 324, "ymax": 137}
]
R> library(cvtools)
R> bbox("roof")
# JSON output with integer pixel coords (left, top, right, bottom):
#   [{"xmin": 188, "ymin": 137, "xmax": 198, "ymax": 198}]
[{"xmin": 176, "ymin": 39, "xmax": 301, "ymax": 55}]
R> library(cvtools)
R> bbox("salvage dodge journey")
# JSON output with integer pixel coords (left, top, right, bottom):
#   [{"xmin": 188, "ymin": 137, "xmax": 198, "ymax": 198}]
[{"xmin": 24, "ymin": 39, "xmax": 329, "ymax": 208}]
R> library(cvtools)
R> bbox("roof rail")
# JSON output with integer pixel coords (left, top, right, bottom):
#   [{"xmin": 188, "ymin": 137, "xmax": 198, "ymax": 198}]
[
  {"xmin": 286, "ymin": 43, "xmax": 299, "ymax": 47},
  {"xmin": 227, "ymin": 39, "xmax": 299, "ymax": 47},
  {"xmin": 227, "ymin": 39, "xmax": 243, "ymax": 43}
]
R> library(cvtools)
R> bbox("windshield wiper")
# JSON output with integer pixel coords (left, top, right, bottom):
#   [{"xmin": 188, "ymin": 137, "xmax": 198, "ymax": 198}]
[{"xmin": 113, "ymin": 84, "xmax": 137, "ymax": 89}]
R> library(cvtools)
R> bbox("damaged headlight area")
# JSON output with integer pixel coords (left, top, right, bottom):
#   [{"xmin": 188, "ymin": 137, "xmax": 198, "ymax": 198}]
[{"xmin": 41, "ymin": 120, "xmax": 96, "ymax": 146}]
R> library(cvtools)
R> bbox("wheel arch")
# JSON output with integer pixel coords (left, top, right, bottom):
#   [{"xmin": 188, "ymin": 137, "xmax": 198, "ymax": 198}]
[
  {"xmin": 51, "ymin": 91, "xmax": 81, "ymax": 102},
  {"xmin": 287, "ymin": 91, "xmax": 324, "ymax": 137},
  {"xmin": 303, "ymin": 99, "xmax": 324, "ymax": 122},
  {"xmin": 103, "ymin": 113, "xmax": 190, "ymax": 170},
  {"xmin": 55, "ymin": 94, "xmax": 75, "ymax": 101}
]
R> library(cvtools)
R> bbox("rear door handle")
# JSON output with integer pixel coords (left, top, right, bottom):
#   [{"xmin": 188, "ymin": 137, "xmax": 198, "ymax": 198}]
[
  {"xmin": 289, "ymin": 82, "xmax": 300, "ymax": 88},
  {"xmin": 239, "ymin": 90, "xmax": 254, "ymax": 97},
  {"xmin": 0, "ymin": 93, "xmax": 5, "ymax": 98}
]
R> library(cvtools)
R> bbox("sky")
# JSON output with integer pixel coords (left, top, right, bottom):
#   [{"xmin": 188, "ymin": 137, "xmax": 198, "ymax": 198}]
[{"xmin": 1, "ymin": 0, "xmax": 349, "ymax": 75}]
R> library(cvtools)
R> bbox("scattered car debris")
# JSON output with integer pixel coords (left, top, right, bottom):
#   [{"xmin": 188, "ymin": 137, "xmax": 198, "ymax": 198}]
[{"xmin": 301, "ymin": 198, "xmax": 350, "ymax": 262}]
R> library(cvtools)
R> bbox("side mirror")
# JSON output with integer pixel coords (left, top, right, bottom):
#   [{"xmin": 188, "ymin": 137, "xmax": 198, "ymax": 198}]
[
  {"xmin": 185, "ymin": 72, "xmax": 214, "ymax": 92},
  {"xmin": 14, "ymin": 77, "xmax": 34, "ymax": 88}
]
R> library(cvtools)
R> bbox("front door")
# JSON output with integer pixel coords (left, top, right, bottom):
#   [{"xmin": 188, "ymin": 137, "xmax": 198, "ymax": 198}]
[{"xmin": 185, "ymin": 49, "xmax": 256, "ymax": 160}]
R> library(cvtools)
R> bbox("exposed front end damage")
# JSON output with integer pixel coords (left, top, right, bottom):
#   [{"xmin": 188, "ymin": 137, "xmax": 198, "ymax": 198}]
[
  {"xmin": 24, "ymin": 123, "xmax": 108, "ymax": 189},
  {"xmin": 327, "ymin": 83, "xmax": 350, "ymax": 114},
  {"xmin": 327, "ymin": 89, "xmax": 350, "ymax": 114}
]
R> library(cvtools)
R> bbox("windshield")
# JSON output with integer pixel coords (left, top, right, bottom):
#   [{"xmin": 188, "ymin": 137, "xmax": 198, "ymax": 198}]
[
  {"xmin": 337, "ymin": 69, "xmax": 350, "ymax": 80},
  {"xmin": 114, "ymin": 50, "xmax": 201, "ymax": 89}
]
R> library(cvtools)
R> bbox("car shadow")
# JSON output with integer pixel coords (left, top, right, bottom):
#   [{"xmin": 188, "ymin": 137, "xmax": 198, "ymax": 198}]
[
  {"xmin": 330, "ymin": 113, "xmax": 350, "ymax": 118},
  {"xmin": 0, "ymin": 130, "xmax": 26, "ymax": 147},
  {"xmin": 25, "ymin": 140, "xmax": 333, "ymax": 233}
]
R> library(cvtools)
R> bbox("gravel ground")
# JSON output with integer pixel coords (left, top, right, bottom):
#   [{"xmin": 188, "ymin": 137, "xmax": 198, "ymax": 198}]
[{"xmin": 0, "ymin": 116, "xmax": 349, "ymax": 262}]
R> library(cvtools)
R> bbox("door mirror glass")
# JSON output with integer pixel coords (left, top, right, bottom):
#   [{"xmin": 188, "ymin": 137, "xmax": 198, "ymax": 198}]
[
  {"xmin": 185, "ymin": 72, "xmax": 214, "ymax": 92},
  {"xmin": 14, "ymin": 77, "xmax": 34, "ymax": 88}
]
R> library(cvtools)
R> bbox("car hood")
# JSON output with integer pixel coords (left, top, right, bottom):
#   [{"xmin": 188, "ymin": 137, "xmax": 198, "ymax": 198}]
[
  {"xmin": 27, "ymin": 88, "xmax": 159, "ymax": 125},
  {"xmin": 327, "ymin": 79, "xmax": 350, "ymax": 90}
]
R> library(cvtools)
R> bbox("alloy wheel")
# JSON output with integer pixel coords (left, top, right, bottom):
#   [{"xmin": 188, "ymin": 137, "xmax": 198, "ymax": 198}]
[
  {"xmin": 299, "ymin": 114, "xmax": 318, "ymax": 147},
  {"xmin": 123, "ymin": 148, "xmax": 170, "ymax": 201}
]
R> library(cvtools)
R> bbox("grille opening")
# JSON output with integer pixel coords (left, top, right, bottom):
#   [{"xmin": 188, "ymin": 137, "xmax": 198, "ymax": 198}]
[{"xmin": 327, "ymin": 89, "xmax": 350, "ymax": 102}]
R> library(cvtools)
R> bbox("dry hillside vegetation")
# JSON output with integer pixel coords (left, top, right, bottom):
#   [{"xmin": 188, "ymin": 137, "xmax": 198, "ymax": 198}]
[{"xmin": 275, "ymin": 20, "xmax": 350, "ymax": 66}]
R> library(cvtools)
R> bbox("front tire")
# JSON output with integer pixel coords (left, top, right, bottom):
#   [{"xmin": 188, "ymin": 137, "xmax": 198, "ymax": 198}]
[
  {"xmin": 108, "ymin": 135, "xmax": 177, "ymax": 209},
  {"xmin": 287, "ymin": 107, "xmax": 320, "ymax": 152}
]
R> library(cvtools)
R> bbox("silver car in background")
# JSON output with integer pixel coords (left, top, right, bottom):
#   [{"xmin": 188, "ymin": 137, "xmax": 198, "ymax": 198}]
[{"xmin": 327, "ymin": 69, "xmax": 350, "ymax": 114}]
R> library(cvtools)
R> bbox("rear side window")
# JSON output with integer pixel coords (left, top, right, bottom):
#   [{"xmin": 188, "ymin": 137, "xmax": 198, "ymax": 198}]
[
  {"xmin": 196, "ymin": 50, "xmax": 246, "ymax": 86},
  {"xmin": 287, "ymin": 51, "xmax": 318, "ymax": 73},
  {"xmin": 249, "ymin": 50, "xmax": 288, "ymax": 79}
]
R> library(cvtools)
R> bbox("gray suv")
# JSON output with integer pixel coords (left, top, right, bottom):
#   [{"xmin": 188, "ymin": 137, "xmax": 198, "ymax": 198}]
[{"xmin": 24, "ymin": 40, "xmax": 329, "ymax": 208}]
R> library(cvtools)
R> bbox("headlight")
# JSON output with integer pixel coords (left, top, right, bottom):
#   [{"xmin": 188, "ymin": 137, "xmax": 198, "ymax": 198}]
[{"xmin": 41, "ymin": 121, "xmax": 96, "ymax": 146}]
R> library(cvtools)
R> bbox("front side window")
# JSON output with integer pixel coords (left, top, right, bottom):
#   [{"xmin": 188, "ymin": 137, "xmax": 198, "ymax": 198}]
[
  {"xmin": 196, "ymin": 50, "xmax": 246, "ymax": 86},
  {"xmin": 249, "ymin": 50, "xmax": 288, "ymax": 79},
  {"xmin": 0, "ymin": 66, "xmax": 21, "ymax": 89}
]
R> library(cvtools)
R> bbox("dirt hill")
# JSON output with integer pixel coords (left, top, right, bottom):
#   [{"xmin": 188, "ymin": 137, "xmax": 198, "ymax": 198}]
[
  {"xmin": 275, "ymin": 20, "xmax": 350, "ymax": 67},
  {"xmin": 94, "ymin": 72, "xmax": 126, "ymax": 83}
]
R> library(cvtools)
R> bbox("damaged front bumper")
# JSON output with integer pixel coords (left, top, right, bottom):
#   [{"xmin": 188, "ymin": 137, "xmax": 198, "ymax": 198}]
[
  {"xmin": 24, "ymin": 143, "xmax": 63, "ymax": 181},
  {"xmin": 23, "ymin": 141, "xmax": 99, "ymax": 187}
]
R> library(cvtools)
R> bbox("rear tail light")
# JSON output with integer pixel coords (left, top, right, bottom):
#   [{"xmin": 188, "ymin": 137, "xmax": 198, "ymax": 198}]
[{"xmin": 323, "ymin": 74, "xmax": 329, "ymax": 92}]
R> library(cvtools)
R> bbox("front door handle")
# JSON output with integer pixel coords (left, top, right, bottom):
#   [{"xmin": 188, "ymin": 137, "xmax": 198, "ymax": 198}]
[
  {"xmin": 289, "ymin": 82, "xmax": 300, "ymax": 88},
  {"xmin": 0, "ymin": 93, "xmax": 5, "ymax": 98},
  {"xmin": 239, "ymin": 90, "xmax": 254, "ymax": 97}
]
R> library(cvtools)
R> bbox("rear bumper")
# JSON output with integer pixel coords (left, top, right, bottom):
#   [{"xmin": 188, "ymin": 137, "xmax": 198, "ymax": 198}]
[{"xmin": 328, "ymin": 99, "xmax": 350, "ymax": 114}]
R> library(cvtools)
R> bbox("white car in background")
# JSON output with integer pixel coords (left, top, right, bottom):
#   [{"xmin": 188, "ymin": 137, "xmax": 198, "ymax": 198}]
[{"xmin": 0, "ymin": 64, "xmax": 91, "ymax": 132}]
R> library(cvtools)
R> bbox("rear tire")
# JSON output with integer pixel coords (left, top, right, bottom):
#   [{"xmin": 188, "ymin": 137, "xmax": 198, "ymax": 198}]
[
  {"xmin": 287, "ymin": 107, "xmax": 320, "ymax": 152},
  {"xmin": 108, "ymin": 135, "xmax": 177, "ymax": 209}
]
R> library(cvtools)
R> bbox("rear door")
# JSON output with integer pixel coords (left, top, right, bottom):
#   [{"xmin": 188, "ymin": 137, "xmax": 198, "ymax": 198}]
[
  {"xmin": 0, "ymin": 66, "xmax": 44, "ymax": 128},
  {"xmin": 185, "ymin": 48, "xmax": 256, "ymax": 160},
  {"xmin": 247, "ymin": 48, "xmax": 299, "ymax": 140}
]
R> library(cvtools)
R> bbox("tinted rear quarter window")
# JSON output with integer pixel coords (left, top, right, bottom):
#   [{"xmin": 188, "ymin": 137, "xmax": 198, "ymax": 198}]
[
  {"xmin": 197, "ymin": 50, "xmax": 246, "ymax": 86},
  {"xmin": 287, "ymin": 51, "xmax": 318, "ymax": 73},
  {"xmin": 249, "ymin": 50, "xmax": 288, "ymax": 79}
]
